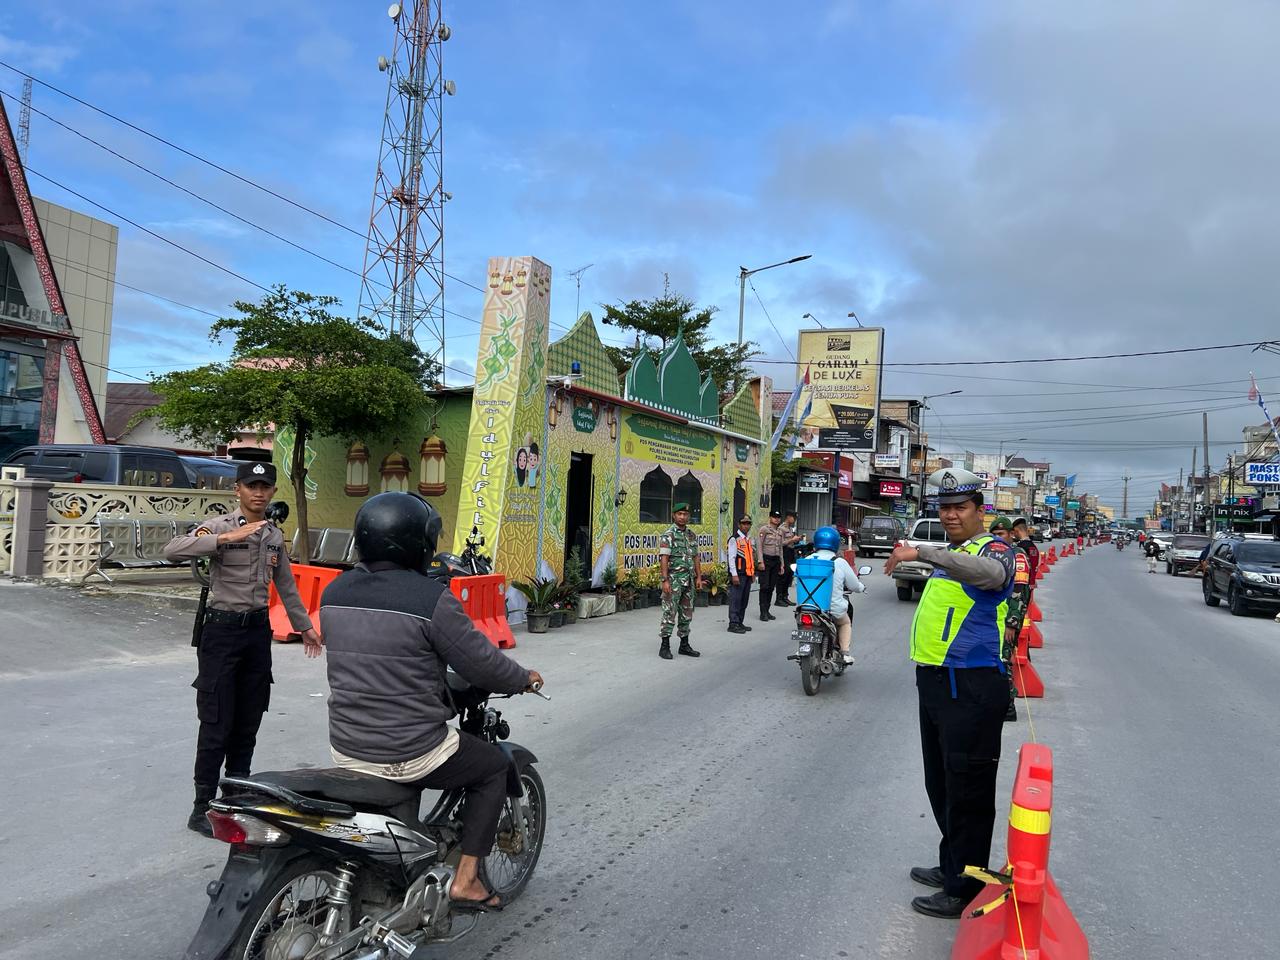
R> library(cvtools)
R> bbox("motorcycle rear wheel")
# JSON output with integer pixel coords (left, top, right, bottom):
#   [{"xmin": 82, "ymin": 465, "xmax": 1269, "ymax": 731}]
[
  {"xmin": 227, "ymin": 855, "xmax": 352, "ymax": 960},
  {"xmin": 801, "ymin": 652, "xmax": 821, "ymax": 696},
  {"xmin": 480, "ymin": 764, "xmax": 547, "ymax": 903}
]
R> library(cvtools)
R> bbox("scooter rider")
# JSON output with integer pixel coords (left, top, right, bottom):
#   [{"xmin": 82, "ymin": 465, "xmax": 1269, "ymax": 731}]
[
  {"xmin": 809, "ymin": 525, "xmax": 866, "ymax": 664},
  {"xmin": 318, "ymin": 492, "xmax": 543, "ymax": 912}
]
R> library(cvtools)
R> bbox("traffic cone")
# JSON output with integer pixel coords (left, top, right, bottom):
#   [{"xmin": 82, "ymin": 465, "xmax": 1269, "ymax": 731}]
[
  {"xmin": 1013, "ymin": 626, "xmax": 1043, "ymax": 698},
  {"xmin": 1029, "ymin": 598, "xmax": 1044, "ymax": 622},
  {"xmin": 950, "ymin": 743, "xmax": 1089, "ymax": 960},
  {"xmin": 1028, "ymin": 620, "xmax": 1044, "ymax": 649}
]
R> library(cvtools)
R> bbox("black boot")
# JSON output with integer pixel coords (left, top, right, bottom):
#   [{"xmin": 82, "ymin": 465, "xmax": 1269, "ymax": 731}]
[
  {"xmin": 678, "ymin": 637, "xmax": 701, "ymax": 658},
  {"xmin": 1004, "ymin": 699, "xmax": 1018, "ymax": 722},
  {"xmin": 188, "ymin": 783, "xmax": 216, "ymax": 837},
  {"xmin": 659, "ymin": 638, "xmax": 673, "ymax": 660}
]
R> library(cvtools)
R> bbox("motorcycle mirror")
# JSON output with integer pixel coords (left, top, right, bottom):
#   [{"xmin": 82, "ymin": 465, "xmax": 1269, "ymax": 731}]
[
  {"xmin": 857, "ymin": 565, "xmax": 873, "ymax": 576},
  {"xmin": 265, "ymin": 501, "xmax": 290, "ymax": 523}
]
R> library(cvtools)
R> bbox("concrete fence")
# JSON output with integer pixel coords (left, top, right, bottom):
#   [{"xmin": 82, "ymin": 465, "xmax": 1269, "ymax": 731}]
[{"xmin": 0, "ymin": 467, "xmax": 237, "ymax": 581}]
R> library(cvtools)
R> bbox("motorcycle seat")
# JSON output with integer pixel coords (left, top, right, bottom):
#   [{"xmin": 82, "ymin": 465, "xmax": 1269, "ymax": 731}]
[{"xmin": 248, "ymin": 768, "xmax": 421, "ymax": 810}]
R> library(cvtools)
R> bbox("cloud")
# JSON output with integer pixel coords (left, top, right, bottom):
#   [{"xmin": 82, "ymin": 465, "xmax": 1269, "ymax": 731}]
[{"xmin": 0, "ymin": 32, "xmax": 78, "ymax": 73}]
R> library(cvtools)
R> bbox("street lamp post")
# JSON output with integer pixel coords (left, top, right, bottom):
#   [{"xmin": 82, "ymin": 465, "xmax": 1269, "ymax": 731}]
[
  {"xmin": 997, "ymin": 438, "xmax": 1028, "ymax": 477},
  {"xmin": 737, "ymin": 254, "xmax": 812, "ymax": 347},
  {"xmin": 801, "ymin": 309, "xmax": 863, "ymax": 329},
  {"xmin": 916, "ymin": 390, "xmax": 963, "ymax": 515}
]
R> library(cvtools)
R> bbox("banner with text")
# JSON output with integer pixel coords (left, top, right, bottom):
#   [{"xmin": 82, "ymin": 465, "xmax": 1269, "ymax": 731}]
[{"xmin": 794, "ymin": 328, "xmax": 884, "ymax": 452}]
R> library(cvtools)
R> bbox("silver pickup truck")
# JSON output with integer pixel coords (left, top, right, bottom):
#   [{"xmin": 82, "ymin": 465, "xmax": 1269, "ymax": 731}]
[{"xmin": 891, "ymin": 517, "xmax": 950, "ymax": 601}]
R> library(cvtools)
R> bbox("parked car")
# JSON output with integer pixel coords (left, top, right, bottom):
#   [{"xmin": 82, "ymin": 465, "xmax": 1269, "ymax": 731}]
[
  {"xmin": 1203, "ymin": 537, "xmax": 1280, "ymax": 616},
  {"xmin": 3, "ymin": 444, "xmax": 194, "ymax": 487},
  {"xmin": 1147, "ymin": 532, "xmax": 1174, "ymax": 559},
  {"xmin": 855, "ymin": 515, "xmax": 906, "ymax": 557},
  {"xmin": 1166, "ymin": 534, "xmax": 1211, "ymax": 575},
  {"xmin": 890, "ymin": 517, "xmax": 949, "ymax": 601},
  {"xmin": 179, "ymin": 455, "xmax": 244, "ymax": 490}
]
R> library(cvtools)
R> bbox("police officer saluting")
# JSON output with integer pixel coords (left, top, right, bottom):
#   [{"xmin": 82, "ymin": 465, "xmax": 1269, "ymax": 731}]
[
  {"xmin": 163, "ymin": 461, "xmax": 321, "ymax": 836},
  {"xmin": 883, "ymin": 467, "xmax": 1016, "ymax": 918}
]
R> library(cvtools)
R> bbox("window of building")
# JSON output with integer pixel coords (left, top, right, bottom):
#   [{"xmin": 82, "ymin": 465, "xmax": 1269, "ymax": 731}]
[
  {"xmin": 0, "ymin": 246, "xmax": 29, "ymax": 311},
  {"xmin": 674, "ymin": 471, "xmax": 703, "ymax": 523},
  {"xmin": 639, "ymin": 466, "xmax": 673, "ymax": 524},
  {"xmin": 0, "ymin": 348, "xmax": 44, "ymax": 461}
]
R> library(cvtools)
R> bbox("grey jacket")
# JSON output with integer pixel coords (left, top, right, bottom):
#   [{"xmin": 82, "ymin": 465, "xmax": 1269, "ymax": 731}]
[{"xmin": 319, "ymin": 562, "xmax": 530, "ymax": 764}]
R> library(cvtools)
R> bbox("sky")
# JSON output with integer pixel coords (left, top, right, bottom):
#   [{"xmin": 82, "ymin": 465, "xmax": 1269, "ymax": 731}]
[{"xmin": 1, "ymin": 0, "xmax": 1277, "ymax": 515}]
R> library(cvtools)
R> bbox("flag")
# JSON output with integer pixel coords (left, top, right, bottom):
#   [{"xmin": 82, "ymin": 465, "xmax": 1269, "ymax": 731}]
[
  {"xmin": 1249, "ymin": 373, "xmax": 1259, "ymax": 402},
  {"xmin": 1065, "ymin": 473, "xmax": 1077, "ymax": 487},
  {"xmin": 786, "ymin": 387, "xmax": 815, "ymax": 462},
  {"xmin": 1251, "ymin": 371, "xmax": 1280, "ymax": 454},
  {"xmin": 769, "ymin": 365, "xmax": 810, "ymax": 451}
]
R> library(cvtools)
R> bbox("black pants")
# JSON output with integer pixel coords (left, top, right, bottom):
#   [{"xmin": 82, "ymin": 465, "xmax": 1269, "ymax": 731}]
[
  {"xmin": 411, "ymin": 732, "xmax": 510, "ymax": 858},
  {"xmin": 729, "ymin": 574, "xmax": 753, "ymax": 625},
  {"xmin": 758, "ymin": 556, "xmax": 782, "ymax": 615},
  {"xmin": 779, "ymin": 548, "xmax": 796, "ymax": 603},
  {"xmin": 916, "ymin": 665, "xmax": 1007, "ymax": 900},
  {"xmin": 193, "ymin": 621, "xmax": 273, "ymax": 789}
]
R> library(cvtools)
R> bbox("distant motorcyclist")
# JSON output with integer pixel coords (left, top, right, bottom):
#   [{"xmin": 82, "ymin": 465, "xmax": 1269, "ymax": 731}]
[
  {"xmin": 809, "ymin": 525, "xmax": 866, "ymax": 665},
  {"xmin": 318, "ymin": 493, "xmax": 543, "ymax": 912}
]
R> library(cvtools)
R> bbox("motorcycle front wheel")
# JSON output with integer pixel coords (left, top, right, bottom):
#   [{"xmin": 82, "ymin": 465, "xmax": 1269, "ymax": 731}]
[
  {"xmin": 801, "ymin": 652, "xmax": 821, "ymax": 696},
  {"xmin": 227, "ymin": 855, "xmax": 352, "ymax": 960},
  {"xmin": 480, "ymin": 764, "xmax": 546, "ymax": 903}
]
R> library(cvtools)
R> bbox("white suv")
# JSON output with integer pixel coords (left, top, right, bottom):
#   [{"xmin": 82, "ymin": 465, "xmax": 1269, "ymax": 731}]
[{"xmin": 891, "ymin": 518, "xmax": 949, "ymax": 601}]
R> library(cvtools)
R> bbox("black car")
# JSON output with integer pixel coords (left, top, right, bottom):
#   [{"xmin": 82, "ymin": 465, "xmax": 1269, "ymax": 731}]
[
  {"xmin": 855, "ymin": 515, "xmax": 905, "ymax": 557},
  {"xmin": 1203, "ymin": 537, "xmax": 1280, "ymax": 616}
]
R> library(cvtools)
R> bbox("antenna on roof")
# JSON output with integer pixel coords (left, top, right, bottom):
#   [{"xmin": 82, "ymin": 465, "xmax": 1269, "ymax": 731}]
[{"xmin": 567, "ymin": 263, "xmax": 594, "ymax": 320}]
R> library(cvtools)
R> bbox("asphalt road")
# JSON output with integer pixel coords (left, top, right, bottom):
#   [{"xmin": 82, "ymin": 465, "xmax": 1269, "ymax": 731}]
[{"xmin": 1, "ymin": 545, "xmax": 1277, "ymax": 959}]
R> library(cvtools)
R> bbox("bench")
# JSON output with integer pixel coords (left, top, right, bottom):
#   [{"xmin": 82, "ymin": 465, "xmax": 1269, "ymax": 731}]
[
  {"xmin": 82, "ymin": 517, "xmax": 184, "ymax": 584},
  {"xmin": 299, "ymin": 528, "xmax": 357, "ymax": 568}
]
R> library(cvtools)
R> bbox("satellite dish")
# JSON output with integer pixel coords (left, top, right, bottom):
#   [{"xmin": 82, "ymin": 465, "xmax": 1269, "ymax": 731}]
[
  {"xmin": 444, "ymin": 79, "xmax": 457, "ymax": 96},
  {"xmin": 377, "ymin": 55, "xmax": 389, "ymax": 72},
  {"xmin": 387, "ymin": 3, "xmax": 402, "ymax": 19},
  {"xmin": 438, "ymin": 23, "xmax": 452, "ymax": 41}
]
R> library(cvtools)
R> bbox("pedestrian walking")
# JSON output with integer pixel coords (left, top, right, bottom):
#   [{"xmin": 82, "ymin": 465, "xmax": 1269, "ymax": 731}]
[
  {"xmin": 1146, "ymin": 551, "xmax": 1158, "ymax": 574},
  {"xmin": 163, "ymin": 462, "xmax": 321, "ymax": 836},
  {"xmin": 756, "ymin": 509, "xmax": 787, "ymax": 622},
  {"xmin": 776, "ymin": 510, "xmax": 801, "ymax": 607},
  {"xmin": 883, "ymin": 467, "xmax": 1016, "ymax": 918},
  {"xmin": 726, "ymin": 515, "xmax": 756, "ymax": 634},
  {"xmin": 658, "ymin": 503, "xmax": 701, "ymax": 659}
]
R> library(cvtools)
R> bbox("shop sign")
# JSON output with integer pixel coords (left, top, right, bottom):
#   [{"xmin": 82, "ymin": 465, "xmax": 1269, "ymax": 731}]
[
  {"xmin": 1245, "ymin": 461, "xmax": 1280, "ymax": 485},
  {"xmin": 799, "ymin": 471, "xmax": 831, "ymax": 494},
  {"xmin": 1067, "ymin": 500, "xmax": 1080, "ymax": 509},
  {"xmin": 735, "ymin": 442, "xmax": 749, "ymax": 462},
  {"xmin": 997, "ymin": 476, "xmax": 1019, "ymax": 488},
  {"xmin": 1055, "ymin": 507, "xmax": 1065, "ymax": 519},
  {"xmin": 873, "ymin": 453, "xmax": 900, "ymax": 469},
  {"xmin": 793, "ymin": 327, "xmax": 884, "ymax": 452},
  {"xmin": 572, "ymin": 403, "xmax": 597, "ymax": 433},
  {"xmin": 892, "ymin": 500, "xmax": 912, "ymax": 515},
  {"xmin": 838, "ymin": 468, "xmax": 853, "ymax": 492},
  {"xmin": 1045, "ymin": 495, "xmax": 1061, "ymax": 506},
  {"xmin": 621, "ymin": 413, "xmax": 718, "ymax": 471},
  {"xmin": 0, "ymin": 298, "xmax": 69, "ymax": 336},
  {"xmin": 799, "ymin": 450, "xmax": 836, "ymax": 471},
  {"xmin": 1213, "ymin": 503, "xmax": 1255, "ymax": 520},
  {"xmin": 879, "ymin": 480, "xmax": 904, "ymax": 498}
]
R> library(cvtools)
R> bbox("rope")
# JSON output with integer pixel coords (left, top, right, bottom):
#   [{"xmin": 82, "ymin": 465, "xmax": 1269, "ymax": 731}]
[{"xmin": 1012, "ymin": 630, "xmax": 1039, "ymax": 746}]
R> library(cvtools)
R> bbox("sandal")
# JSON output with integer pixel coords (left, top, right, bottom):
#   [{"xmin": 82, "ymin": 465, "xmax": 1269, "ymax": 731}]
[{"xmin": 449, "ymin": 886, "xmax": 505, "ymax": 912}]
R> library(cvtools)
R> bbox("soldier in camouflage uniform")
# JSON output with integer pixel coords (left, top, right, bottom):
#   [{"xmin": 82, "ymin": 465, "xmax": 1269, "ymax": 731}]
[
  {"xmin": 658, "ymin": 502, "xmax": 702, "ymax": 659},
  {"xmin": 989, "ymin": 516, "xmax": 1031, "ymax": 722}
]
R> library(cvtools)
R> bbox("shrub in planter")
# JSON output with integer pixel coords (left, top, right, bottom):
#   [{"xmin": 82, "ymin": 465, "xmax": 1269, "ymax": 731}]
[
  {"xmin": 512, "ymin": 576, "xmax": 558, "ymax": 634},
  {"xmin": 694, "ymin": 590, "xmax": 709, "ymax": 607},
  {"xmin": 548, "ymin": 610, "xmax": 565, "ymax": 628}
]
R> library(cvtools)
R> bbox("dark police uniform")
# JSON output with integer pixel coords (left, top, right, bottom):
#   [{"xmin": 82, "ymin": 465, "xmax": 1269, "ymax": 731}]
[
  {"xmin": 907, "ymin": 468, "xmax": 1015, "ymax": 916},
  {"xmin": 163, "ymin": 462, "xmax": 312, "ymax": 817}
]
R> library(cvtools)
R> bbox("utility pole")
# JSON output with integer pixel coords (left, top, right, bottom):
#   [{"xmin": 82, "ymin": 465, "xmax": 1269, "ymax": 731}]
[
  {"xmin": 1121, "ymin": 473, "xmax": 1131, "ymax": 521},
  {"xmin": 1202, "ymin": 411, "xmax": 1211, "ymax": 534},
  {"xmin": 1189, "ymin": 446, "xmax": 1198, "ymax": 533},
  {"xmin": 1176, "ymin": 468, "xmax": 1183, "ymax": 532}
]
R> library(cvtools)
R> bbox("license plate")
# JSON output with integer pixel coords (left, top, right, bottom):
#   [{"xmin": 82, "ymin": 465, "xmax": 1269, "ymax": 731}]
[{"xmin": 793, "ymin": 630, "xmax": 824, "ymax": 645}]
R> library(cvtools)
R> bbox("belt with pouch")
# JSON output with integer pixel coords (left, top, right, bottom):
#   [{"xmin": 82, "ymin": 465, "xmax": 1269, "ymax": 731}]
[{"xmin": 205, "ymin": 606, "xmax": 270, "ymax": 627}]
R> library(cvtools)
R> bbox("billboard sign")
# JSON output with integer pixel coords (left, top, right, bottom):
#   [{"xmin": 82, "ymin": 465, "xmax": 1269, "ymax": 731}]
[
  {"xmin": 1245, "ymin": 461, "xmax": 1280, "ymax": 486},
  {"xmin": 879, "ymin": 480, "xmax": 904, "ymax": 498},
  {"xmin": 1055, "ymin": 507, "xmax": 1065, "ymax": 519},
  {"xmin": 1045, "ymin": 495, "xmax": 1061, "ymax": 506},
  {"xmin": 799, "ymin": 471, "xmax": 831, "ymax": 494},
  {"xmin": 794, "ymin": 328, "xmax": 884, "ymax": 453},
  {"xmin": 1067, "ymin": 499, "xmax": 1080, "ymax": 509},
  {"xmin": 997, "ymin": 476, "xmax": 1019, "ymax": 488},
  {"xmin": 873, "ymin": 453, "xmax": 901, "ymax": 469}
]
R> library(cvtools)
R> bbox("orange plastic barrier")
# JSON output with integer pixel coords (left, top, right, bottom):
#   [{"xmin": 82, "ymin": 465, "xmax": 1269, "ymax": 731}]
[
  {"xmin": 268, "ymin": 563, "xmax": 342, "ymax": 641},
  {"xmin": 1013, "ymin": 623, "xmax": 1044, "ymax": 698},
  {"xmin": 951, "ymin": 743, "xmax": 1089, "ymax": 960},
  {"xmin": 451, "ymin": 574, "xmax": 516, "ymax": 649},
  {"xmin": 1029, "ymin": 599, "xmax": 1044, "ymax": 622}
]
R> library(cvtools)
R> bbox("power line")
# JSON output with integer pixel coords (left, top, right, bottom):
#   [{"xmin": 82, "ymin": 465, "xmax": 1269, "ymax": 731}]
[
  {"xmin": 26, "ymin": 167, "xmax": 270, "ymax": 294},
  {"xmin": 748, "ymin": 277, "xmax": 794, "ymax": 361},
  {"xmin": 45, "ymin": 253, "xmax": 223, "ymax": 319}
]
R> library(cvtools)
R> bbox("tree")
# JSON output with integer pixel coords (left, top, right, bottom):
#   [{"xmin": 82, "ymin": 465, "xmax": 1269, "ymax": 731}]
[
  {"xmin": 600, "ymin": 286, "xmax": 760, "ymax": 394},
  {"xmin": 769, "ymin": 426, "xmax": 806, "ymax": 488},
  {"xmin": 145, "ymin": 286, "xmax": 435, "ymax": 560}
]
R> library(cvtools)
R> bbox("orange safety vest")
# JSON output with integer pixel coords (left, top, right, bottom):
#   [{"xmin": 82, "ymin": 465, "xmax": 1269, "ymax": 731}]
[{"xmin": 730, "ymin": 532, "xmax": 756, "ymax": 576}]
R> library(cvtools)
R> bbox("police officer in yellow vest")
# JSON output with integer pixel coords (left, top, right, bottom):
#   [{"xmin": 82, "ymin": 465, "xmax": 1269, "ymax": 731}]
[{"xmin": 884, "ymin": 467, "xmax": 1015, "ymax": 919}]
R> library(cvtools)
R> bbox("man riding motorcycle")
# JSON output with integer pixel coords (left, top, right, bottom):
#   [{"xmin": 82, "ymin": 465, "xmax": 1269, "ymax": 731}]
[
  {"xmin": 808, "ymin": 525, "xmax": 866, "ymax": 664},
  {"xmin": 318, "ymin": 492, "xmax": 543, "ymax": 912}
]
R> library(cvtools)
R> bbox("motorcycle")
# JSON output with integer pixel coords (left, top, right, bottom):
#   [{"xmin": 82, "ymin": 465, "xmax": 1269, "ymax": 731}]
[
  {"xmin": 787, "ymin": 564, "xmax": 872, "ymax": 696},
  {"xmin": 1115, "ymin": 538, "xmax": 1125, "ymax": 551},
  {"xmin": 428, "ymin": 527, "xmax": 494, "ymax": 580},
  {"xmin": 184, "ymin": 677, "xmax": 547, "ymax": 960}
]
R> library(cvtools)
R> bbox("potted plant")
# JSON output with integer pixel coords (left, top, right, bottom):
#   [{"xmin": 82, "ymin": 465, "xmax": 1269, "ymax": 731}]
[
  {"xmin": 707, "ymin": 562, "xmax": 730, "ymax": 605},
  {"xmin": 644, "ymin": 564, "xmax": 664, "ymax": 605},
  {"xmin": 512, "ymin": 577, "xmax": 557, "ymax": 634},
  {"xmin": 695, "ymin": 572, "xmax": 710, "ymax": 607},
  {"xmin": 557, "ymin": 579, "xmax": 580, "ymax": 625}
]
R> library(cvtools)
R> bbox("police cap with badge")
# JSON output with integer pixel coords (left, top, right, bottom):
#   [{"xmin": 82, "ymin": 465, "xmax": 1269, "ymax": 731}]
[
  {"xmin": 927, "ymin": 467, "xmax": 987, "ymax": 505},
  {"xmin": 236, "ymin": 461, "xmax": 277, "ymax": 486}
]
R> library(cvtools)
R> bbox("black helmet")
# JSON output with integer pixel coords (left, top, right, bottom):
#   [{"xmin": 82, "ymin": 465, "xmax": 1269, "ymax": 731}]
[{"xmin": 354, "ymin": 493, "xmax": 443, "ymax": 574}]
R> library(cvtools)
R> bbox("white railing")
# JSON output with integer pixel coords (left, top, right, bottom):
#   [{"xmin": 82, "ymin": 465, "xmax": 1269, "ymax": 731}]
[{"xmin": 0, "ymin": 472, "xmax": 238, "ymax": 580}]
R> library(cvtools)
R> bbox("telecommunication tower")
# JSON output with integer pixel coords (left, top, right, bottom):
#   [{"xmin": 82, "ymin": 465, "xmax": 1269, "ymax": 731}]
[
  {"xmin": 359, "ymin": 0, "xmax": 453, "ymax": 380},
  {"xmin": 17, "ymin": 78, "xmax": 32, "ymax": 162}
]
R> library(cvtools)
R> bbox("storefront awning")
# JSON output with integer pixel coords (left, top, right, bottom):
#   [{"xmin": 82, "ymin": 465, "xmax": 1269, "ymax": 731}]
[{"xmin": 851, "ymin": 500, "xmax": 884, "ymax": 511}]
